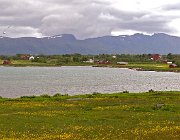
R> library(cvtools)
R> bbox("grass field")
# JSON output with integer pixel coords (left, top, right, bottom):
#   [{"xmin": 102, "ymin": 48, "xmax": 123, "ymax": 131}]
[
  {"xmin": 115, "ymin": 62, "xmax": 179, "ymax": 71},
  {"xmin": 0, "ymin": 91, "xmax": 179, "ymax": 139},
  {"xmin": 126, "ymin": 63, "xmax": 180, "ymax": 72},
  {"xmin": 0, "ymin": 60, "xmax": 93, "ymax": 67},
  {"xmin": 1, "ymin": 59, "xmax": 180, "ymax": 72}
]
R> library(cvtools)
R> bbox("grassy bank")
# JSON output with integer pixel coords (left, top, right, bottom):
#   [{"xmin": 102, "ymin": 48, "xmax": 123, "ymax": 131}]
[
  {"xmin": 0, "ymin": 91, "xmax": 179, "ymax": 139},
  {"xmin": 1, "ymin": 59, "xmax": 180, "ymax": 72},
  {"xmin": 95, "ymin": 63, "xmax": 180, "ymax": 72},
  {"xmin": 125, "ymin": 63, "xmax": 180, "ymax": 72},
  {"xmin": 0, "ymin": 60, "xmax": 93, "ymax": 67}
]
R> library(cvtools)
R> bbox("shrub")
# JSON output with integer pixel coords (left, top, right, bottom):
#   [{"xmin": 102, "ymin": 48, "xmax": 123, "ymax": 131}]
[
  {"xmin": 149, "ymin": 89, "xmax": 155, "ymax": 92},
  {"xmin": 87, "ymin": 94, "xmax": 93, "ymax": 98},
  {"xmin": 152, "ymin": 103, "xmax": 165, "ymax": 110},
  {"xmin": 92, "ymin": 92, "xmax": 101, "ymax": 95},
  {"xmin": 53, "ymin": 93, "xmax": 62, "ymax": 97},
  {"xmin": 123, "ymin": 90, "xmax": 129, "ymax": 93},
  {"xmin": 40, "ymin": 94, "xmax": 51, "ymax": 98},
  {"xmin": 20, "ymin": 95, "xmax": 36, "ymax": 99}
]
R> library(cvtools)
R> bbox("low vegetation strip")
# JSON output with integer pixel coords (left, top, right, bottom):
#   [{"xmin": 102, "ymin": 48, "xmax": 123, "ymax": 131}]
[
  {"xmin": 0, "ymin": 91, "xmax": 179, "ymax": 139},
  {"xmin": 1, "ymin": 53, "xmax": 180, "ymax": 72}
]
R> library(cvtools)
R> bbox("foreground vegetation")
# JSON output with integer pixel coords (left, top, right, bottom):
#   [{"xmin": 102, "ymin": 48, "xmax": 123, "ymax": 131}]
[{"xmin": 0, "ymin": 91, "xmax": 179, "ymax": 139}]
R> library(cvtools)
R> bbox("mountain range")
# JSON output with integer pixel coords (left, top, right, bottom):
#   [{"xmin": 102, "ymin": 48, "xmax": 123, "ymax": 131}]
[{"xmin": 0, "ymin": 33, "xmax": 180, "ymax": 55}]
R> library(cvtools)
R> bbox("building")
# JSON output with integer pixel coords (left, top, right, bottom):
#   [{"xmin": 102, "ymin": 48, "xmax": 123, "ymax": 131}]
[
  {"xmin": 117, "ymin": 62, "xmax": 128, "ymax": 65},
  {"xmin": 96, "ymin": 60, "xmax": 111, "ymax": 65},
  {"xmin": 20, "ymin": 54, "xmax": 30, "ymax": 60},
  {"xmin": 112, "ymin": 55, "xmax": 117, "ymax": 58},
  {"xmin": 150, "ymin": 54, "xmax": 161, "ymax": 61},
  {"xmin": 169, "ymin": 64, "xmax": 178, "ymax": 68},
  {"xmin": 83, "ymin": 59, "xmax": 94, "ymax": 63},
  {"xmin": 29, "ymin": 56, "xmax": 35, "ymax": 60},
  {"xmin": 167, "ymin": 62, "xmax": 173, "ymax": 65},
  {"xmin": 3, "ymin": 60, "xmax": 11, "ymax": 65}
]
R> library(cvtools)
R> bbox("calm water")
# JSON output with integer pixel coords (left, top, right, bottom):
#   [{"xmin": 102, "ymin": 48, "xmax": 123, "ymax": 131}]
[{"xmin": 0, "ymin": 66, "xmax": 180, "ymax": 98}]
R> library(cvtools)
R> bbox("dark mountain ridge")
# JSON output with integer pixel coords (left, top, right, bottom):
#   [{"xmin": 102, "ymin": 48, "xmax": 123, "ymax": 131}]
[{"xmin": 0, "ymin": 33, "xmax": 180, "ymax": 55}]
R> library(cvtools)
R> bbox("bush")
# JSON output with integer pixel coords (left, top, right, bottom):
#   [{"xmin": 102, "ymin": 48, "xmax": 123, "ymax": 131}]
[
  {"xmin": 149, "ymin": 89, "xmax": 155, "ymax": 92},
  {"xmin": 40, "ymin": 94, "xmax": 51, "ymax": 98},
  {"xmin": 53, "ymin": 93, "xmax": 62, "ymax": 97},
  {"xmin": 123, "ymin": 90, "xmax": 129, "ymax": 93},
  {"xmin": 20, "ymin": 96, "xmax": 36, "ymax": 99},
  {"xmin": 92, "ymin": 92, "xmax": 101, "ymax": 95},
  {"xmin": 152, "ymin": 103, "xmax": 165, "ymax": 110},
  {"xmin": 87, "ymin": 94, "xmax": 93, "ymax": 98}
]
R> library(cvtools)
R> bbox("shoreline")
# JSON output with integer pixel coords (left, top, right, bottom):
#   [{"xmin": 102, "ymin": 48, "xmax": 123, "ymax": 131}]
[
  {"xmin": 1, "ymin": 64, "xmax": 180, "ymax": 74},
  {"xmin": 1, "ymin": 90, "xmax": 180, "ymax": 99},
  {"xmin": 93, "ymin": 64, "xmax": 180, "ymax": 72}
]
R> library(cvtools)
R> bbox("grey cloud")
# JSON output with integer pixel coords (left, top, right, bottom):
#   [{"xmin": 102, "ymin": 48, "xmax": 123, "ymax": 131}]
[
  {"xmin": 116, "ymin": 14, "xmax": 173, "ymax": 33},
  {"xmin": 40, "ymin": 2, "xmax": 151, "ymax": 38},
  {"xmin": 0, "ymin": 1, "xmax": 45, "ymax": 26},
  {"xmin": 163, "ymin": 3, "xmax": 180, "ymax": 11},
  {"xmin": 0, "ymin": 0, "xmax": 178, "ymax": 38}
]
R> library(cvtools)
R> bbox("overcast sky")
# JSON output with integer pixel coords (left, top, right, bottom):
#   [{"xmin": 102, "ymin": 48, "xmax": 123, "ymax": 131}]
[{"xmin": 1, "ymin": 0, "xmax": 180, "ymax": 39}]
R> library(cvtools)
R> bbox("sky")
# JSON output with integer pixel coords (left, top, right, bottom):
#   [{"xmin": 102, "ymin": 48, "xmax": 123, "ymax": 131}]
[{"xmin": 1, "ymin": 0, "xmax": 180, "ymax": 39}]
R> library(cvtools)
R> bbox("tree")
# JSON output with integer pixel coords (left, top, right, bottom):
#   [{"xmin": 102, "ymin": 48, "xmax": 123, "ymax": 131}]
[{"xmin": 167, "ymin": 53, "xmax": 173, "ymax": 60}]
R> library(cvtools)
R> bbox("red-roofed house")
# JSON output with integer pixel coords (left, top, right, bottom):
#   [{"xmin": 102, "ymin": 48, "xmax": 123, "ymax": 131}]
[{"xmin": 150, "ymin": 54, "xmax": 161, "ymax": 61}]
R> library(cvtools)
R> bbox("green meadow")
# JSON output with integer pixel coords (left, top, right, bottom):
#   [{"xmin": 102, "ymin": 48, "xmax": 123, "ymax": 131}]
[
  {"xmin": 2, "ymin": 59, "xmax": 180, "ymax": 72},
  {"xmin": 118, "ymin": 63, "xmax": 180, "ymax": 72},
  {"xmin": 0, "ymin": 91, "xmax": 179, "ymax": 140},
  {"xmin": 0, "ymin": 59, "xmax": 92, "ymax": 67}
]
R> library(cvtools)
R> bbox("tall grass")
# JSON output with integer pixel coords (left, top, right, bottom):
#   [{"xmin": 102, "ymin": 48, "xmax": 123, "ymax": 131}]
[{"xmin": 0, "ymin": 91, "xmax": 179, "ymax": 139}]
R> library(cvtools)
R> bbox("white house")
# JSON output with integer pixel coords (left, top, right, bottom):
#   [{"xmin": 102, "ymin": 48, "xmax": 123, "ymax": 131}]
[
  {"xmin": 117, "ymin": 62, "xmax": 128, "ymax": 65},
  {"xmin": 29, "ymin": 56, "xmax": 35, "ymax": 60},
  {"xmin": 167, "ymin": 62, "xmax": 172, "ymax": 65},
  {"xmin": 83, "ymin": 59, "xmax": 94, "ymax": 63},
  {"xmin": 112, "ymin": 55, "xmax": 117, "ymax": 58}
]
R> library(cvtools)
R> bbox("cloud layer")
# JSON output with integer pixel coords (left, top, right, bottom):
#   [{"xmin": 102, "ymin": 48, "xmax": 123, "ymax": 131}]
[{"xmin": 0, "ymin": 0, "xmax": 180, "ymax": 39}]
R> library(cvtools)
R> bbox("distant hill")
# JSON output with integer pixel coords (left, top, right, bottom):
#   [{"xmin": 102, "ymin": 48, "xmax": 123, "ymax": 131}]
[{"xmin": 0, "ymin": 33, "xmax": 180, "ymax": 55}]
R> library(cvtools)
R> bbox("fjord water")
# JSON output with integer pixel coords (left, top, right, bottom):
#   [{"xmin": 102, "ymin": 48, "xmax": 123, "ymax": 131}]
[{"xmin": 0, "ymin": 66, "xmax": 180, "ymax": 98}]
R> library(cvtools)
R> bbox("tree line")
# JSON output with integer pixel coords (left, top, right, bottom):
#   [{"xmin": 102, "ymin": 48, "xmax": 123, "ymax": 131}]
[{"xmin": 1, "ymin": 53, "xmax": 180, "ymax": 65}]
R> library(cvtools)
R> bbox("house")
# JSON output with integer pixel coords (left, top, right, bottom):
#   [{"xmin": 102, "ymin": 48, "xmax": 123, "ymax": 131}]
[
  {"xmin": 3, "ymin": 60, "xmax": 11, "ymax": 65},
  {"xmin": 162, "ymin": 60, "xmax": 168, "ymax": 63},
  {"xmin": 112, "ymin": 55, "xmax": 117, "ymax": 58},
  {"xmin": 167, "ymin": 62, "xmax": 173, "ymax": 65},
  {"xmin": 117, "ymin": 62, "xmax": 128, "ymax": 65},
  {"xmin": 29, "ymin": 56, "xmax": 35, "ymax": 60},
  {"xmin": 169, "ymin": 64, "xmax": 178, "ymax": 68},
  {"xmin": 83, "ymin": 59, "xmax": 94, "ymax": 63},
  {"xmin": 20, "ymin": 54, "xmax": 30, "ymax": 60},
  {"xmin": 150, "ymin": 54, "xmax": 161, "ymax": 61},
  {"xmin": 96, "ymin": 60, "xmax": 111, "ymax": 65}
]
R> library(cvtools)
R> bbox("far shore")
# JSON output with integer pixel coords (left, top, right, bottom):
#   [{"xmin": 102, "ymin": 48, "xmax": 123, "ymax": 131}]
[{"xmin": 1, "ymin": 62, "xmax": 180, "ymax": 73}]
